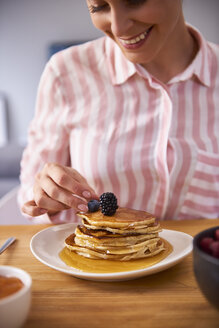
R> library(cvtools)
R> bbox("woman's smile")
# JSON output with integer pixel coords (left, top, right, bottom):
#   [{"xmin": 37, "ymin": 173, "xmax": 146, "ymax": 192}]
[
  {"xmin": 87, "ymin": 0, "xmax": 186, "ymax": 66},
  {"xmin": 118, "ymin": 26, "xmax": 153, "ymax": 49}
]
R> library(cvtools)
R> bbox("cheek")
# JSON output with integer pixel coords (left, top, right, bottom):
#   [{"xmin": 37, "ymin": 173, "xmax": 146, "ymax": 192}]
[
  {"xmin": 90, "ymin": 15, "xmax": 109, "ymax": 34},
  {"xmin": 151, "ymin": 5, "xmax": 180, "ymax": 37},
  {"xmin": 140, "ymin": 0, "xmax": 180, "ymax": 26}
]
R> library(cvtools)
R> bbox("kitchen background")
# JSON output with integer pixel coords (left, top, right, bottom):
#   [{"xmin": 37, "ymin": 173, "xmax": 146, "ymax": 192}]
[
  {"xmin": 1, "ymin": 0, "xmax": 219, "ymax": 145},
  {"xmin": 0, "ymin": 0, "xmax": 219, "ymax": 198}
]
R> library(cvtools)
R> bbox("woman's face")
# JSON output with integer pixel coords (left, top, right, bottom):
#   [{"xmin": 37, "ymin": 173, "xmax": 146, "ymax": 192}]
[{"xmin": 86, "ymin": 0, "xmax": 184, "ymax": 65}]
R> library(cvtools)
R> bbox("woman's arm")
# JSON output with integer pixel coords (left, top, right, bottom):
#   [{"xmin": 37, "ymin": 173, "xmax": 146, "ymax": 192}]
[{"xmin": 18, "ymin": 60, "xmax": 97, "ymax": 223}]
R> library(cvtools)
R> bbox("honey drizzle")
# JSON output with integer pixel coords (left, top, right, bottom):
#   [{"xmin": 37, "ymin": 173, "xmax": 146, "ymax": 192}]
[{"xmin": 59, "ymin": 238, "xmax": 173, "ymax": 273}]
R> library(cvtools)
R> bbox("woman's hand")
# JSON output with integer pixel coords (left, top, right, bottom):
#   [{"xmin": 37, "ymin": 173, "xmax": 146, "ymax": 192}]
[{"xmin": 22, "ymin": 163, "xmax": 98, "ymax": 217}]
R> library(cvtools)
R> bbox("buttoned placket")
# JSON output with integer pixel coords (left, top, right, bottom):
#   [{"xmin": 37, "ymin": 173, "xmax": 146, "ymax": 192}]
[{"xmin": 136, "ymin": 66, "xmax": 174, "ymax": 219}]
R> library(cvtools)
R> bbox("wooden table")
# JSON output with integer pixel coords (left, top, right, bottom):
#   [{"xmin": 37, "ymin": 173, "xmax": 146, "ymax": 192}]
[{"xmin": 1, "ymin": 220, "xmax": 219, "ymax": 328}]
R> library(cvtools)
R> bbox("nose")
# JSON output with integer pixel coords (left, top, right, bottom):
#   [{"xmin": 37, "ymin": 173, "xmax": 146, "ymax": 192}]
[{"xmin": 110, "ymin": 7, "xmax": 133, "ymax": 37}]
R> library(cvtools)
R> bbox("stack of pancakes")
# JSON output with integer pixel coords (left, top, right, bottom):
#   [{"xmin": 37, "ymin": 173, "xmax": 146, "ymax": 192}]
[{"xmin": 65, "ymin": 207, "xmax": 165, "ymax": 261}]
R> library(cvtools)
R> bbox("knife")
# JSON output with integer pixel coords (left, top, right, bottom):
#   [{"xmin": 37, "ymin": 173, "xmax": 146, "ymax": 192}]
[{"xmin": 0, "ymin": 237, "xmax": 16, "ymax": 255}]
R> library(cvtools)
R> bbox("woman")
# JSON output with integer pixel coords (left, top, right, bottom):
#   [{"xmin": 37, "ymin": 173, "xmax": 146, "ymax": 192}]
[{"xmin": 19, "ymin": 0, "xmax": 219, "ymax": 223}]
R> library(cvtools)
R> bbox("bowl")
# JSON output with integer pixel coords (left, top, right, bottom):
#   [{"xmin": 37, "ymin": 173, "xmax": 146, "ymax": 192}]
[
  {"xmin": 0, "ymin": 266, "xmax": 32, "ymax": 328},
  {"xmin": 193, "ymin": 226, "xmax": 219, "ymax": 310}
]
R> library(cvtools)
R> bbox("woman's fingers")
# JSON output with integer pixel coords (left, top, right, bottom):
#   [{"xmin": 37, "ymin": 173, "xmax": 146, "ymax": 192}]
[
  {"xmin": 44, "ymin": 163, "xmax": 98, "ymax": 200},
  {"xmin": 22, "ymin": 199, "xmax": 65, "ymax": 217},
  {"xmin": 22, "ymin": 200, "xmax": 48, "ymax": 217},
  {"xmin": 27, "ymin": 163, "xmax": 99, "ymax": 216},
  {"xmin": 34, "ymin": 178, "xmax": 88, "ymax": 212},
  {"xmin": 33, "ymin": 183, "xmax": 71, "ymax": 211}
]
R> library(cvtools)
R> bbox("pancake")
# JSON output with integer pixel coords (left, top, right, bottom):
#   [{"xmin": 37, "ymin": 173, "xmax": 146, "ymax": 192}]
[
  {"xmin": 64, "ymin": 207, "xmax": 166, "ymax": 261},
  {"xmin": 75, "ymin": 225, "xmax": 159, "ymax": 246},
  {"xmin": 65, "ymin": 233, "xmax": 165, "ymax": 261},
  {"xmin": 78, "ymin": 207, "xmax": 156, "ymax": 229},
  {"xmin": 82, "ymin": 218, "xmax": 161, "ymax": 235}
]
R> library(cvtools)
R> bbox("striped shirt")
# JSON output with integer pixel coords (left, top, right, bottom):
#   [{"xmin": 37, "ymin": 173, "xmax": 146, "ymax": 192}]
[{"xmin": 18, "ymin": 25, "xmax": 219, "ymax": 223}]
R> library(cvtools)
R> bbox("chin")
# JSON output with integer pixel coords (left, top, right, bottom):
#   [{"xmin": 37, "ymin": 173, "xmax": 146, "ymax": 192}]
[
  {"xmin": 109, "ymin": 35, "xmax": 153, "ymax": 66},
  {"xmin": 121, "ymin": 50, "xmax": 151, "ymax": 66}
]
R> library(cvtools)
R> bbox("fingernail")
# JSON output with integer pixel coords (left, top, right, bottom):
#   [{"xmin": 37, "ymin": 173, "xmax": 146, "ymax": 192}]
[
  {"xmin": 78, "ymin": 204, "xmax": 88, "ymax": 212},
  {"xmin": 82, "ymin": 191, "xmax": 91, "ymax": 198}
]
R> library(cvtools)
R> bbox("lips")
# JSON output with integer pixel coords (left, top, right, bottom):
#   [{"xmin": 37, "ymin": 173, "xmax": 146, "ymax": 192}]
[{"xmin": 119, "ymin": 26, "xmax": 153, "ymax": 47}]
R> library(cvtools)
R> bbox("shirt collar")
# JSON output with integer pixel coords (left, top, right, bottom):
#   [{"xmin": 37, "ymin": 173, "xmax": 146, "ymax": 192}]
[
  {"xmin": 168, "ymin": 24, "xmax": 211, "ymax": 87},
  {"xmin": 105, "ymin": 24, "xmax": 212, "ymax": 87},
  {"xmin": 105, "ymin": 37, "xmax": 137, "ymax": 85}
]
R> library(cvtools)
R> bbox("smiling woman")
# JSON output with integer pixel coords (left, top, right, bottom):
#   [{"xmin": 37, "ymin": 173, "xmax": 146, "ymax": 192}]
[
  {"xmin": 87, "ymin": 0, "xmax": 190, "ymax": 81},
  {"xmin": 18, "ymin": 0, "xmax": 219, "ymax": 223}
]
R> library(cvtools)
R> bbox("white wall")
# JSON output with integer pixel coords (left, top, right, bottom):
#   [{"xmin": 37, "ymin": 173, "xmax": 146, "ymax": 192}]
[
  {"xmin": 0, "ymin": 0, "xmax": 218, "ymax": 145},
  {"xmin": 183, "ymin": 0, "xmax": 219, "ymax": 42},
  {"xmin": 0, "ymin": 0, "xmax": 102, "ymax": 144}
]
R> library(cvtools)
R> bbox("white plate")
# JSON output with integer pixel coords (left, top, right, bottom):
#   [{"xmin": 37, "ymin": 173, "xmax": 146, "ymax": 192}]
[{"xmin": 30, "ymin": 223, "xmax": 193, "ymax": 282}]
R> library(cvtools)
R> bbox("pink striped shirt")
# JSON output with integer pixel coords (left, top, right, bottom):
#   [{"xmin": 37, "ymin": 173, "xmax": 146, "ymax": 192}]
[{"xmin": 18, "ymin": 25, "xmax": 219, "ymax": 223}]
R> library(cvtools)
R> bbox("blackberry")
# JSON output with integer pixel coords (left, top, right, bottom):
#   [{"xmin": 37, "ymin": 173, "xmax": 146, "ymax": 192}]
[
  {"xmin": 88, "ymin": 199, "xmax": 100, "ymax": 212},
  {"xmin": 99, "ymin": 192, "xmax": 118, "ymax": 216}
]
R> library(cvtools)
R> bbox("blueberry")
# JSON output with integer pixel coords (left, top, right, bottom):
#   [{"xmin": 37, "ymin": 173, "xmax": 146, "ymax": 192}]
[{"xmin": 88, "ymin": 199, "xmax": 100, "ymax": 212}]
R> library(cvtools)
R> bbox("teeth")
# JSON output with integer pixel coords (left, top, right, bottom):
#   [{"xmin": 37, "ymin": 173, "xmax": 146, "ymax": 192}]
[{"xmin": 120, "ymin": 27, "xmax": 152, "ymax": 45}]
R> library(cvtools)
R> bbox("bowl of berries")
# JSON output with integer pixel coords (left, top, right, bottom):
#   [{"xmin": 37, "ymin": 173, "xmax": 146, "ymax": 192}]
[{"xmin": 193, "ymin": 226, "xmax": 219, "ymax": 309}]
